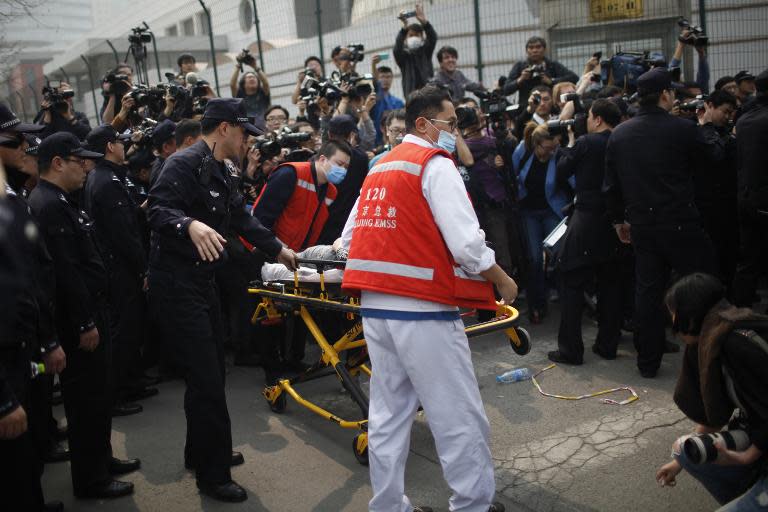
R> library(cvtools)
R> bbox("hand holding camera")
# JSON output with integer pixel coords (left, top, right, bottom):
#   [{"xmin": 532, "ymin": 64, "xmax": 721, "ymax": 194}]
[{"xmin": 236, "ymin": 49, "xmax": 258, "ymax": 72}]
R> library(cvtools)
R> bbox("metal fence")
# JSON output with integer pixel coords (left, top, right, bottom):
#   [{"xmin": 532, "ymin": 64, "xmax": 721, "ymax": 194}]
[{"xmin": 5, "ymin": 0, "xmax": 768, "ymax": 123}]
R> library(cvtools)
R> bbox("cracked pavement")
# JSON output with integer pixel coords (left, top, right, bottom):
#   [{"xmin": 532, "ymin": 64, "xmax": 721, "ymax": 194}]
[{"xmin": 41, "ymin": 304, "xmax": 719, "ymax": 511}]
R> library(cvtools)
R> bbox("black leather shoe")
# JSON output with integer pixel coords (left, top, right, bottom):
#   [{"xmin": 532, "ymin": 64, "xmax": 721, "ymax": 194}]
[
  {"xmin": 75, "ymin": 479, "xmax": 134, "ymax": 499},
  {"xmin": 44, "ymin": 501, "xmax": 64, "ymax": 512},
  {"xmin": 664, "ymin": 340, "xmax": 680, "ymax": 353},
  {"xmin": 44, "ymin": 443, "xmax": 70, "ymax": 463},
  {"xmin": 197, "ymin": 480, "xmax": 247, "ymax": 502},
  {"xmin": 124, "ymin": 387, "xmax": 159, "ymax": 402},
  {"xmin": 489, "ymin": 503, "xmax": 506, "ymax": 512},
  {"xmin": 547, "ymin": 350, "xmax": 583, "ymax": 365},
  {"xmin": 592, "ymin": 344, "xmax": 617, "ymax": 360},
  {"xmin": 109, "ymin": 457, "xmax": 141, "ymax": 475},
  {"xmin": 111, "ymin": 402, "xmax": 143, "ymax": 417},
  {"xmin": 186, "ymin": 451, "xmax": 244, "ymax": 471}
]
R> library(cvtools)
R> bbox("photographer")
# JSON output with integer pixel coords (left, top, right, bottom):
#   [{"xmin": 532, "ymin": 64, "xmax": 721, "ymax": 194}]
[
  {"xmin": 430, "ymin": 45, "xmax": 485, "ymax": 101},
  {"xmin": 514, "ymin": 85, "xmax": 554, "ymax": 141},
  {"xmin": 176, "ymin": 53, "xmax": 197, "ymax": 82},
  {"xmin": 36, "ymin": 81, "xmax": 91, "ymax": 140},
  {"xmin": 370, "ymin": 56, "xmax": 405, "ymax": 145},
  {"xmin": 393, "ymin": 3, "xmax": 437, "ymax": 97},
  {"xmin": 100, "ymin": 63, "xmax": 134, "ymax": 125},
  {"xmin": 264, "ymin": 105, "xmax": 289, "ymax": 133},
  {"xmin": 502, "ymin": 36, "xmax": 578, "ymax": 107},
  {"xmin": 655, "ymin": 273, "xmax": 768, "ymax": 509},
  {"xmin": 550, "ymin": 99, "xmax": 624, "ymax": 365},
  {"xmin": 670, "ymin": 24, "xmax": 710, "ymax": 94},
  {"xmin": 369, "ymin": 108, "xmax": 406, "ymax": 168},
  {"xmin": 291, "ymin": 56, "xmax": 324, "ymax": 106},
  {"xmin": 229, "ymin": 50, "xmax": 270, "ymax": 122}
]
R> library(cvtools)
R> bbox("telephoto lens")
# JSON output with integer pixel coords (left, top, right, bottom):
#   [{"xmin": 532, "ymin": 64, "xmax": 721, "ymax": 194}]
[{"xmin": 683, "ymin": 430, "xmax": 750, "ymax": 464}]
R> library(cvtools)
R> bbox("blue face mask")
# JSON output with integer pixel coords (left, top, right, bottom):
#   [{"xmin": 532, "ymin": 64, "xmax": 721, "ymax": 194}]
[
  {"xmin": 426, "ymin": 119, "xmax": 457, "ymax": 154},
  {"xmin": 327, "ymin": 164, "xmax": 347, "ymax": 184}
]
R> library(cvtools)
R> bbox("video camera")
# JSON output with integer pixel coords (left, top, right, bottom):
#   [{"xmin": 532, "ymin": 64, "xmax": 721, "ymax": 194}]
[
  {"xmin": 344, "ymin": 44, "xmax": 365, "ymax": 63},
  {"xmin": 192, "ymin": 96, "xmax": 209, "ymax": 116},
  {"xmin": 678, "ymin": 18, "xmax": 708, "ymax": 47},
  {"xmin": 252, "ymin": 127, "xmax": 312, "ymax": 161},
  {"xmin": 475, "ymin": 77, "xmax": 519, "ymax": 140},
  {"xmin": 341, "ymin": 72, "xmax": 374, "ymax": 98},
  {"xmin": 300, "ymin": 73, "xmax": 344, "ymax": 105},
  {"xmin": 679, "ymin": 94, "xmax": 709, "ymax": 113},
  {"xmin": 236, "ymin": 48, "xmax": 257, "ymax": 71},
  {"xmin": 131, "ymin": 117, "xmax": 159, "ymax": 147},
  {"xmin": 398, "ymin": 10, "xmax": 417, "ymax": 21},
  {"xmin": 546, "ymin": 118, "xmax": 576, "ymax": 136},
  {"xmin": 128, "ymin": 85, "xmax": 166, "ymax": 112},
  {"xmin": 155, "ymin": 82, "xmax": 188, "ymax": 102},
  {"xmin": 128, "ymin": 26, "xmax": 152, "ymax": 45},
  {"xmin": 42, "ymin": 80, "xmax": 75, "ymax": 113},
  {"xmin": 525, "ymin": 63, "xmax": 546, "ymax": 79}
]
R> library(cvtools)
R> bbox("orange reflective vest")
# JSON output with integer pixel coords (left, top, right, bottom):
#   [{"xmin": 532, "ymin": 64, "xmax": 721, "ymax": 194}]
[
  {"xmin": 253, "ymin": 162, "xmax": 337, "ymax": 252},
  {"xmin": 342, "ymin": 141, "xmax": 496, "ymax": 310}
]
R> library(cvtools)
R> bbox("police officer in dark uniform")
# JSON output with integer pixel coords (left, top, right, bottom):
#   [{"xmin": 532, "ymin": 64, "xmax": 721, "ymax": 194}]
[
  {"xmin": 603, "ymin": 67, "xmax": 717, "ymax": 378},
  {"xmin": 148, "ymin": 98, "xmax": 297, "ymax": 502},
  {"xmin": 28, "ymin": 132, "xmax": 139, "ymax": 500},
  {"xmin": 148, "ymin": 119, "xmax": 176, "ymax": 187},
  {"xmin": 732, "ymin": 69, "xmax": 768, "ymax": 308},
  {"xmin": 549, "ymin": 99, "xmax": 625, "ymax": 365},
  {"xmin": 83, "ymin": 126, "xmax": 157, "ymax": 416}
]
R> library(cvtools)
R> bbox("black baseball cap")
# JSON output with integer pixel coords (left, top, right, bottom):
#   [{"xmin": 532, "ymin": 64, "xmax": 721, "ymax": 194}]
[
  {"xmin": 734, "ymin": 70, "xmax": 755, "ymax": 83},
  {"xmin": 152, "ymin": 119, "xmax": 176, "ymax": 146},
  {"xmin": 636, "ymin": 67, "xmax": 683, "ymax": 95},
  {"xmin": 201, "ymin": 98, "xmax": 262, "ymax": 136},
  {"xmin": 38, "ymin": 132, "xmax": 103, "ymax": 167},
  {"xmin": 85, "ymin": 125, "xmax": 131, "ymax": 154},
  {"xmin": 328, "ymin": 114, "xmax": 359, "ymax": 137},
  {"xmin": 0, "ymin": 102, "xmax": 44, "ymax": 133},
  {"xmin": 755, "ymin": 69, "xmax": 768, "ymax": 93}
]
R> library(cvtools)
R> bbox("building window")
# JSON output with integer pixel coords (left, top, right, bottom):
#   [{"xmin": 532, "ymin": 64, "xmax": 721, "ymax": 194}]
[
  {"xmin": 165, "ymin": 25, "xmax": 178, "ymax": 37},
  {"xmin": 197, "ymin": 12, "xmax": 209, "ymax": 35},
  {"xmin": 182, "ymin": 17, "xmax": 195, "ymax": 36},
  {"xmin": 240, "ymin": 0, "xmax": 253, "ymax": 33}
]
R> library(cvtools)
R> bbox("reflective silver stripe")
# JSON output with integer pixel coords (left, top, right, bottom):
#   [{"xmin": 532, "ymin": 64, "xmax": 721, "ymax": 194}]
[
  {"xmin": 325, "ymin": 197, "xmax": 334, "ymax": 206},
  {"xmin": 369, "ymin": 160, "xmax": 423, "ymax": 177},
  {"xmin": 454, "ymin": 267, "xmax": 485, "ymax": 281},
  {"xmin": 346, "ymin": 259, "xmax": 434, "ymax": 280},
  {"xmin": 296, "ymin": 179, "xmax": 316, "ymax": 192}
]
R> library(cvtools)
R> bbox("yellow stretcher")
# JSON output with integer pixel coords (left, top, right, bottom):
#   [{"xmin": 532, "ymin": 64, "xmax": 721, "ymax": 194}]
[{"xmin": 248, "ymin": 258, "xmax": 531, "ymax": 465}]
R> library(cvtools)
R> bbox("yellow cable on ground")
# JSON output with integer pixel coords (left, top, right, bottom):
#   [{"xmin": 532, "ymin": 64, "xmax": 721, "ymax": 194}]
[{"xmin": 531, "ymin": 364, "xmax": 639, "ymax": 405}]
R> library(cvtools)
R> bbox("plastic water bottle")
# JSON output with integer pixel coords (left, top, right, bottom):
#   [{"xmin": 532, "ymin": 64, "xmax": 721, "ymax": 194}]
[{"xmin": 496, "ymin": 367, "xmax": 531, "ymax": 384}]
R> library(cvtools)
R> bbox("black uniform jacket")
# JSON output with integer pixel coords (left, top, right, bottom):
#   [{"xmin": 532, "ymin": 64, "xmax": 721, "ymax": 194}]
[{"xmin": 147, "ymin": 139, "xmax": 281, "ymax": 270}]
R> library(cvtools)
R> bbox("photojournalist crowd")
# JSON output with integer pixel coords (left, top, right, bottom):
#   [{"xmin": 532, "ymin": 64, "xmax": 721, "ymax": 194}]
[{"xmin": 2, "ymin": 3, "xmax": 768, "ymax": 511}]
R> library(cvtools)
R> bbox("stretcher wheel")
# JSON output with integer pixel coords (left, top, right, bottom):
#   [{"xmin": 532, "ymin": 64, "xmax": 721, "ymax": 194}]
[
  {"xmin": 510, "ymin": 327, "xmax": 531, "ymax": 355},
  {"xmin": 352, "ymin": 433, "xmax": 369, "ymax": 466},
  {"xmin": 269, "ymin": 392, "xmax": 287, "ymax": 413}
]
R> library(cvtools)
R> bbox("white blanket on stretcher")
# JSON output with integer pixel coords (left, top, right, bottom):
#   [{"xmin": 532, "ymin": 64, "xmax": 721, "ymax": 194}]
[{"xmin": 260, "ymin": 244, "xmax": 345, "ymax": 283}]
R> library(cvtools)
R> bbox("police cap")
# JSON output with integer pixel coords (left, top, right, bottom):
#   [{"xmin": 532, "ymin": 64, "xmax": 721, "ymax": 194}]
[
  {"xmin": 636, "ymin": 67, "xmax": 683, "ymax": 95},
  {"xmin": 201, "ymin": 98, "xmax": 262, "ymax": 136},
  {"xmin": 0, "ymin": 102, "xmax": 44, "ymax": 134},
  {"xmin": 85, "ymin": 124, "xmax": 132, "ymax": 154},
  {"xmin": 38, "ymin": 132, "xmax": 103, "ymax": 168}
]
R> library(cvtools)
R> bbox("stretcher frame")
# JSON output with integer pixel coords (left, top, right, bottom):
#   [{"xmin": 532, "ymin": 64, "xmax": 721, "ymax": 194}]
[{"xmin": 248, "ymin": 258, "xmax": 531, "ymax": 465}]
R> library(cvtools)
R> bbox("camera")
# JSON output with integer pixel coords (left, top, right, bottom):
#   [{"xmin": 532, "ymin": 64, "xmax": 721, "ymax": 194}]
[
  {"xmin": 131, "ymin": 117, "xmax": 159, "ymax": 147},
  {"xmin": 678, "ymin": 94, "xmax": 709, "ymax": 113},
  {"xmin": 253, "ymin": 128, "xmax": 312, "ymax": 161},
  {"xmin": 546, "ymin": 118, "xmax": 576, "ymax": 136},
  {"xmin": 456, "ymin": 106, "xmax": 479, "ymax": 131},
  {"xmin": 683, "ymin": 430, "xmax": 750, "ymax": 464},
  {"xmin": 300, "ymin": 73, "xmax": 344, "ymax": 105},
  {"xmin": 398, "ymin": 10, "xmax": 417, "ymax": 21},
  {"xmin": 236, "ymin": 49, "xmax": 257, "ymax": 71},
  {"xmin": 192, "ymin": 96, "xmax": 209, "ymax": 116},
  {"xmin": 345, "ymin": 44, "xmax": 365, "ymax": 63},
  {"xmin": 344, "ymin": 73, "xmax": 374, "ymax": 98},
  {"xmin": 128, "ymin": 26, "xmax": 152, "ymax": 45},
  {"xmin": 155, "ymin": 82, "xmax": 188, "ymax": 102},
  {"xmin": 678, "ymin": 18, "xmax": 709, "ymax": 47},
  {"xmin": 42, "ymin": 81, "xmax": 75, "ymax": 113},
  {"xmin": 475, "ymin": 78, "xmax": 517, "ymax": 140},
  {"xmin": 526, "ymin": 63, "xmax": 546, "ymax": 79},
  {"xmin": 103, "ymin": 73, "xmax": 130, "ymax": 84}
]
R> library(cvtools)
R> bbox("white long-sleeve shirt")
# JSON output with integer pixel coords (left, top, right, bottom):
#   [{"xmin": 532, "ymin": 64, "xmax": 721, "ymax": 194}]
[{"xmin": 341, "ymin": 134, "xmax": 495, "ymax": 312}]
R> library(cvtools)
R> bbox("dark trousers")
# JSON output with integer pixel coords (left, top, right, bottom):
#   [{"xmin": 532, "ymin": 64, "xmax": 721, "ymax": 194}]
[
  {"xmin": 0, "ymin": 347, "xmax": 44, "ymax": 510},
  {"xmin": 148, "ymin": 267, "xmax": 232, "ymax": 485},
  {"xmin": 108, "ymin": 266, "xmax": 146, "ymax": 401},
  {"xmin": 631, "ymin": 224, "xmax": 715, "ymax": 373},
  {"xmin": 28, "ymin": 372, "xmax": 57, "ymax": 456},
  {"xmin": 216, "ymin": 258, "xmax": 255, "ymax": 355},
  {"xmin": 60, "ymin": 306, "xmax": 114, "ymax": 493},
  {"xmin": 733, "ymin": 220, "xmax": 768, "ymax": 307},
  {"xmin": 557, "ymin": 261, "xmax": 624, "ymax": 361}
]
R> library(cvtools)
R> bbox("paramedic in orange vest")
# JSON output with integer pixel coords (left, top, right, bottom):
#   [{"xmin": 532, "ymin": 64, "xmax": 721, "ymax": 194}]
[
  {"xmin": 252, "ymin": 140, "xmax": 352, "ymax": 379},
  {"xmin": 342, "ymin": 85, "xmax": 517, "ymax": 512},
  {"xmin": 252, "ymin": 140, "xmax": 351, "ymax": 251}
]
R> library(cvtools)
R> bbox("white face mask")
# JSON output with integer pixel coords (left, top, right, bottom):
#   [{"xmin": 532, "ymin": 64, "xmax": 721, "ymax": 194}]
[{"xmin": 406, "ymin": 36, "xmax": 424, "ymax": 50}]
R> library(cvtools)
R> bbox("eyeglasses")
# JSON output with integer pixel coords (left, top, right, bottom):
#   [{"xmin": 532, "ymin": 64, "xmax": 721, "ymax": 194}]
[
  {"xmin": 387, "ymin": 127, "xmax": 405, "ymax": 135},
  {"xmin": 429, "ymin": 118, "xmax": 458, "ymax": 131},
  {"xmin": 266, "ymin": 115, "xmax": 287, "ymax": 122},
  {"xmin": 61, "ymin": 157, "xmax": 86, "ymax": 167}
]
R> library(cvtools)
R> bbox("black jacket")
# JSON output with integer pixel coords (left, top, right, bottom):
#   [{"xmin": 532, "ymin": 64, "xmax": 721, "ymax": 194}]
[
  {"xmin": 735, "ymin": 95, "xmax": 768, "ymax": 223},
  {"xmin": 83, "ymin": 159, "xmax": 148, "ymax": 280},
  {"xmin": 556, "ymin": 131, "xmax": 622, "ymax": 271},
  {"xmin": 502, "ymin": 58, "xmax": 579, "ymax": 105},
  {"xmin": 36, "ymin": 109, "xmax": 91, "ymax": 141},
  {"xmin": 147, "ymin": 139, "xmax": 281, "ymax": 270},
  {"xmin": 28, "ymin": 180, "xmax": 108, "ymax": 339},
  {"xmin": 695, "ymin": 123, "xmax": 738, "ymax": 236},
  {"xmin": 603, "ymin": 106, "xmax": 715, "ymax": 226},
  {"xmin": 393, "ymin": 22, "xmax": 438, "ymax": 97},
  {"xmin": 317, "ymin": 146, "xmax": 369, "ymax": 245}
]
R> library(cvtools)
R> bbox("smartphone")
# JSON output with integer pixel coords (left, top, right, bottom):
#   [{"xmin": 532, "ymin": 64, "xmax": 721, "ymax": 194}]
[{"xmin": 377, "ymin": 53, "xmax": 389, "ymax": 61}]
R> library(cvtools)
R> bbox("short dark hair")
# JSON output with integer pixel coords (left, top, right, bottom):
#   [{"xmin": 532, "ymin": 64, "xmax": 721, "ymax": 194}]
[
  {"xmin": 531, "ymin": 84, "xmax": 552, "ymax": 96},
  {"xmin": 319, "ymin": 140, "xmax": 352, "ymax": 159},
  {"xmin": 665, "ymin": 273, "xmax": 725, "ymax": 336},
  {"xmin": 437, "ymin": 46, "xmax": 458, "ymax": 63},
  {"xmin": 406, "ymin": 23, "xmax": 423, "ymax": 34},
  {"xmin": 175, "ymin": 119, "xmax": 201, "ymax": 146},
  {"xmin": 177, "ymin": 53, "xmax": 195, "ymax": 67},
  {"xmin": 200, "ymin": 117, "xmax": 222, "ymax": 135},
  {"xmin": 377, "ymin": 66, "xmax": 393, "ymax": 75},
  {"xmin": 384, "ymin": 108, "xmax": 406, "ymax": 128},
  {"xmin": 526, "ymin": 36, "xmax": 547, "ymax": 49},
  {"xmin": 714, "ymin": 76, "xmax": 736, "ymax": 90},
  {"xmin": 265, "ymin": 105, "xmax": 289, "ymax": 120},
  {"xmin": 597, "ymin": 85, "xmax": 623, "ymax": 98},
  {"xmin": 589, "ymin": 98, "xmax": 621, "ymax": 128},
  {"xmin": 304, "ymin": 55, "xmax": 321, "ymax": 67},
  {"xmin": 708, "ymin": 89, "xmax": 738, "ymax": 109},
  {"xmin": 331, "ymin": 46, "xmax": 343, "ymax": 59},
  {"xmin": 405, "ymin": 85, "xmax": 451, "ymax": 131}
]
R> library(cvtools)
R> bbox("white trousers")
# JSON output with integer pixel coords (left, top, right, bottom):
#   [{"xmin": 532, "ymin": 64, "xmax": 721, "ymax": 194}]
[{"xmin": 364, "ymin": 317, "xmax": 495, "ymax": 512}]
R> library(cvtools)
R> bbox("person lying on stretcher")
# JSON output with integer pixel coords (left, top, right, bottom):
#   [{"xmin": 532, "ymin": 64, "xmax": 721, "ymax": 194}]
[{"xmin": 260, "ymin": 238, "xmax": 347, "ymax": 283}]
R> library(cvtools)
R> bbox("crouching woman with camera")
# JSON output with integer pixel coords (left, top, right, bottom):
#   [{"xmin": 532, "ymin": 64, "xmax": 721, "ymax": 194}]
[{"xmin": 656, "ymin": 273, "xmax": 768, "ymax": 510}]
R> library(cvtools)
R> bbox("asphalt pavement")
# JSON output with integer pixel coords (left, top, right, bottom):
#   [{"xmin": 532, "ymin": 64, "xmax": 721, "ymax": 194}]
[{"xmin": 41, "ymin": 302, "xmax": 719, "ymax": 511}]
